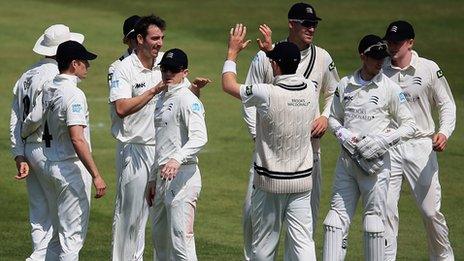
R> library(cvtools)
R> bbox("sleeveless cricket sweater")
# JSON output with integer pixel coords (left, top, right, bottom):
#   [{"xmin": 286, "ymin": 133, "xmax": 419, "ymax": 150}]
[{"xmin": 254, "ymin": 75, "xmax": 317, "ymax": 193}]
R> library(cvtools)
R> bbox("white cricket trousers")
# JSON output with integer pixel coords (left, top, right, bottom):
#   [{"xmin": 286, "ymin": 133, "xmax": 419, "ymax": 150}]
[
  {"xmin": 24, "ymin": 142, "xmax": 54, "ymax": 261},
  {"xmin": 45, "ymin": 158, "xmax": 92, "ymax": 261},
  {"xmin": 251, "ymin": 187, "xmax": 315, "ymax": 261},
  {"xmin": 385, "ymin": 138, "xmax": 454, "ymax": 261},
  {"xmin": 152, "ymin": 164, "xmax": 201, "ymax": 261},
  {"xmin": 112, "ymin": 142, "xmax": 155, "ymax": 261},
  {"xmin": 323, "ymin": 151, "xmax": 390, "ymax": 261},
  {"xmin": 243, "ymin": 138, "xmax": 321, "ymax": 261}
]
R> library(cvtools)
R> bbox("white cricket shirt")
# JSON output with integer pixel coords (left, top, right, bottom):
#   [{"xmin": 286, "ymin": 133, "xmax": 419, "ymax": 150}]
[
  {"xmin": 243, "ymin": 42, "xmax": 340, "ymax": 138},
  {"xmin": 108, "ymin": 49, "xmax": 131, "ymax": 87},
  {"xmin": 383, "ymin": 51, "xmax": 456, "ymax": 139},
  {"xmin": 42, "ymin": 74, "xmax": 91, "ymax": 161},
  {"xmin": 109, "ymin": 52, "xmax": 164, "ymax": 145},
  {"xmin": 329, "ymin": 70, "xmax": 416, "ymax": 139},
  {"xmin": 10, "ymin": 58, "xmax": 58, "ymax": 157},
  {"xmin": 154, "ymin": 79, "xmax": 207, "ymax": 167}
]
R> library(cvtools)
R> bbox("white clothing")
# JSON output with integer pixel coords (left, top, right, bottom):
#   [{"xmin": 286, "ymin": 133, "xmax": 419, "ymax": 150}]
[
  {"xmin": 324, "ymin": 69, "xmax": 416, "ymax": 260},
  {"xmin": 109, "ymin": 52, "xmax": 164, "ymax": 145},
  {"xmin": 151, "ymin": 79, "xmax": 207, "ymax": 260},
  {"xmin": 251, "ymin": 187, "xmax": 315, "ymax": 261},
  {"xmin": 240, "ymin": 74, "xmax": 317, "ymax": 193},
  {"xmin": 242, "ymin": 43, "xmax": 339, "ymax": 258},
  {"xmin": 41, "ymin": 73, "xmax": 93, "ymax": 260},
  {"xmin": 9, "ymin": 58, "xmax": 58, "ymax": 260},
  {"xmin": 42, "ymin": 74, "xmax": 90, "ymax": 161},
  {"xmin": 383, "ymin": 51, "xmax": 456, "ymax": 261},
  {"xmin": 109, "ymin": 52, "xmax": 164, "ymax": 260},
  {"xmin": 152, "ymin": 165, "xmax": 202, "ymax": 261},
  {"xmin": 108, "ymin": 49, "xmax": 131, "ymax": 87}
]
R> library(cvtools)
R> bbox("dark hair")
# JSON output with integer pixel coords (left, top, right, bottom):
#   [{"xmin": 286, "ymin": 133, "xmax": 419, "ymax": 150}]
[
  {"xmin": 57, "ymin": 58, "xmax": 73, "ymax": 72},
  {"xmin": 277, "ymin": 60, "xmax": 299, "ymax": 74},
  {"xmin": 134, "ymin": 14, "xmax": 166, "ymax": 39}
]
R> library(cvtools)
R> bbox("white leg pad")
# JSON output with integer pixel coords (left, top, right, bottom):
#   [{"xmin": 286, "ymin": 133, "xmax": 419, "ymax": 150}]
[
  {"xmin": 323, "ymin": 210, "xmax": 344, "ymax": 261},
  {"xmin": 363, "ymin": 215, "xmax": 385, "ymax": 261}
]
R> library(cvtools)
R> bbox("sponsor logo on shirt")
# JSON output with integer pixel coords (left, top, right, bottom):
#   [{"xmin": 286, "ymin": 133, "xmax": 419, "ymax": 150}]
[
  {"xmin": 328, "ymin": 61, "xmax": 335, "ymax": 71},
  {"xmin": 71, "ymin": 103, "xmax": 83, "ymax": 113},
  {"xmin": 345, "ymin": 107, "xmax": 375, "ymax": 120},
  {"xmin": 192, "ymin": 103, "xmax": 201, "ymax": 112},
  {"xmin": 436, "ymin": 70, "xmax": 444, "ymax": 78},
  {"xmin": 111, "ymin": 80, "xmax": 119, "ymax": 89},
  {"xmin": 134, "ymin": 82, "xmax": 146, "ymax": 89},
  {"xmin": 287, "ymin": 98, "xmax": 310, "ymax": 107},
  {"xmin": 245, "ymin": 85, "xmax": 253, "ymax": 96},
  {"xmin": 398, "ymin": 92, "xmax": 407, "ymax": 103}
]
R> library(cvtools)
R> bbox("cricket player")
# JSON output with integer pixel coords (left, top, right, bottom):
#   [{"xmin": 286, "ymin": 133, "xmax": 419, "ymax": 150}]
[
  {"xmin": 41, "ymin": 40, "xmax": 106, "ymax": 260},
  {"xmin": 223, "ymin": 24, "xmax": 319, "ymax": 260},
  {"xmin": 9, "ymin": 24, "xmax": 84, "ymax": 261},
  {"xmin": 382, "ymin": 21, "xmax": 456, "ymax": 261},
  {"xmin": 109, "ymin": 14, "xmax": 210, "ymax": 260},
  {"xmin": 241, "ymin": 4, "xmax": 340, "ymax": 257},
  {"xmin": 322, "ymin": 34, "xmax": 416, "ymax": 261},
  {"xmin": 108, "ymin": 15, "xmax": 140, "ymax": 87},
  {"xmin": 146, "ymin": 48, "xmax": 208, "ymax": 260}
]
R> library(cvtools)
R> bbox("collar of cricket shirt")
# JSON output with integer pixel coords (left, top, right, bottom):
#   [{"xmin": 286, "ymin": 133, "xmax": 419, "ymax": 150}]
[
  {"xmin": 350, "ymin": 69, "xmax": 383, "ymax": 88},
  {"xmin": 166, "ymin": 79, "xmax": 190, "ymax": 96},
  {"xmin": 273, "ymin": 74, "xmax": 308, "ymax": 91},
  {"xmin": 131, "ymin": 52, "xmax": 161, "ymax": 73},
  {"xmin": 385, "ymin": 50, "xmax": 419, "ymax": 72},
  {"xmin": 55, "ymin": 73, "xmax": 81, "ymax": 85}
]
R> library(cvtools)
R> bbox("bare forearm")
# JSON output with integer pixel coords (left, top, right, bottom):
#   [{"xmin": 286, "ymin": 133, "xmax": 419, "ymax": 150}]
[
  {"xmin": 72, "ymin": 138, "xmax": 101, "ymax": 179},
  {"xmin": 115, "ymin": 84, "xmax": 165, "ymax": 118}
]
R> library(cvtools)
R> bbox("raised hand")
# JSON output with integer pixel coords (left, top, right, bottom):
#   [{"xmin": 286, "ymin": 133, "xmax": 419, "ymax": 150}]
[
  {"xmin": 227, "ymin": 23, "xmax": 251, "ymax": 60},
  {"xmin": 257, "ymin": 24, "xmax": 273, "ymax": 52}
]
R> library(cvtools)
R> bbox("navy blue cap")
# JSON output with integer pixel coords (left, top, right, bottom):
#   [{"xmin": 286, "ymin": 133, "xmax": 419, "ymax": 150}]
[
  {"xmin": 159, "ymin": 48, "xmax": 188, "ymax": 70},
  {"xmin": 358, "ymin": 34, "xmax": 389, "ymax": 60},
  {"xmin": 288, "ymin": 3, "xmax": 321, "ymax": 21},
  {"xmin": 384, "ymin": 20, "xmax": 415, "ymax": 41}
]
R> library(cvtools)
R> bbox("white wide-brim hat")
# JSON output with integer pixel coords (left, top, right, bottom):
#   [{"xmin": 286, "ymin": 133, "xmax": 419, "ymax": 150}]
[{"xmin": 33, "ymin": 24, "xmax": 84, "ymax": 56}]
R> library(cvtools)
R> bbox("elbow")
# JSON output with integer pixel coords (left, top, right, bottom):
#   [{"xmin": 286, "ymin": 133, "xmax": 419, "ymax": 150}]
[
  {"xmin": 71, "ymin": 136, "xmax": 86, "ymax": 147},
  {"xmin": 115, "ymin": 106, "xmax": 128, "ymax": 118}
]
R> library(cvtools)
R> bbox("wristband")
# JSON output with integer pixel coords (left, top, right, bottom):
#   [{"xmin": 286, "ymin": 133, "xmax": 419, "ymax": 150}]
[{"xmin": 222, "ymin": 60, "xmax": 237, "ymax": 74}]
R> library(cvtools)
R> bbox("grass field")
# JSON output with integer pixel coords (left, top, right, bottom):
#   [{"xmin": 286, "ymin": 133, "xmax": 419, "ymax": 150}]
[{"xmin": 0, "ymin": 0, "xmax": 463, "ymax": 260}]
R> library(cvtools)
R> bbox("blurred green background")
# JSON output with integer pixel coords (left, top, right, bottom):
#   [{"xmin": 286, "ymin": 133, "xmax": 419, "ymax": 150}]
[{"xmin": 0, "ymin": 0, "xmax": 462, "ymax": 260}]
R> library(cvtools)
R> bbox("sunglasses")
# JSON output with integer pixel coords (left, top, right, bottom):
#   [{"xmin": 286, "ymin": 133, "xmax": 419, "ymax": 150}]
[
  {"xmin": 362, "ymin": 42, "xmax": 388, "ymax": 54},
  {"xmin": 289, "ymin": 19, "xmax": 318, "ymax": 28}
]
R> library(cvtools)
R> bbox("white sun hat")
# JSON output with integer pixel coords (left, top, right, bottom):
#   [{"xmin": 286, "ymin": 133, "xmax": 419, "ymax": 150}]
[{"xmin": 33, "ymin": 24, "xmax": 85, "ymax": 56}]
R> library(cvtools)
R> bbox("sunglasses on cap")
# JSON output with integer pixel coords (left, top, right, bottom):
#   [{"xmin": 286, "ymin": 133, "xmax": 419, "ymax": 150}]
[
  {"xmin": 362, "ymin": 42, "xmax": 387, "ymax": 55},
  {"xmin": 289, "ymin": 19, "xmax": 318, "ymax": 28}
]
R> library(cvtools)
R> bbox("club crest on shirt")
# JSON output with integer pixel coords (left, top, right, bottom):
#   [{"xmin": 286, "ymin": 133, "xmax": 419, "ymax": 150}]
[
  {"xmin": 108, "ymin": 73, "xmax": 113, "ymax": 83},
  {"xmin": 369, "ymin": 95, "xmax": 379, "ymax": 105},
  {"xmin": 334, "ymin": 87, "xmax": 339, "ymax": 97},
  {"xmin": 71, "ymin": 103, "xmax": 83, "ymax": 113},
  {"xmin": 245, "ymin": 85, "xmax": 253, "ymax": 96},
  {"xmin": 436, "ymin": 70, "xmax": 444, "ymax": 78}
]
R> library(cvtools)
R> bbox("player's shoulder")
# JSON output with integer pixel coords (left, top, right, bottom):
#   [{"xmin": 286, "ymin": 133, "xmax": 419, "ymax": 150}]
[
  {"xmin": 251, "ymin": 50, "xmax": 268, "ymax": 64},
  {"xmin": 413, "ymin": 51, "xmax": 441, "ymax": 73},
  {"xmin": 179, "ymin": 87, "xmax": 204, "ymax": 111}
]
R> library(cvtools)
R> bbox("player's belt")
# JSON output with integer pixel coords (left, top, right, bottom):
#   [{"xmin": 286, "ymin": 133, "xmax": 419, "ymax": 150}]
[{"xmin": 254, "ymin": 163, "xmax": 312, "ymax": 179}]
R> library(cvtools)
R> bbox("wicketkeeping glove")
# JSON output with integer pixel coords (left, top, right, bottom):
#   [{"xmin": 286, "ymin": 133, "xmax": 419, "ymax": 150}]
[{"xmin": 356, "ymin": 135, "xmax": 390, "ymax": 159}]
